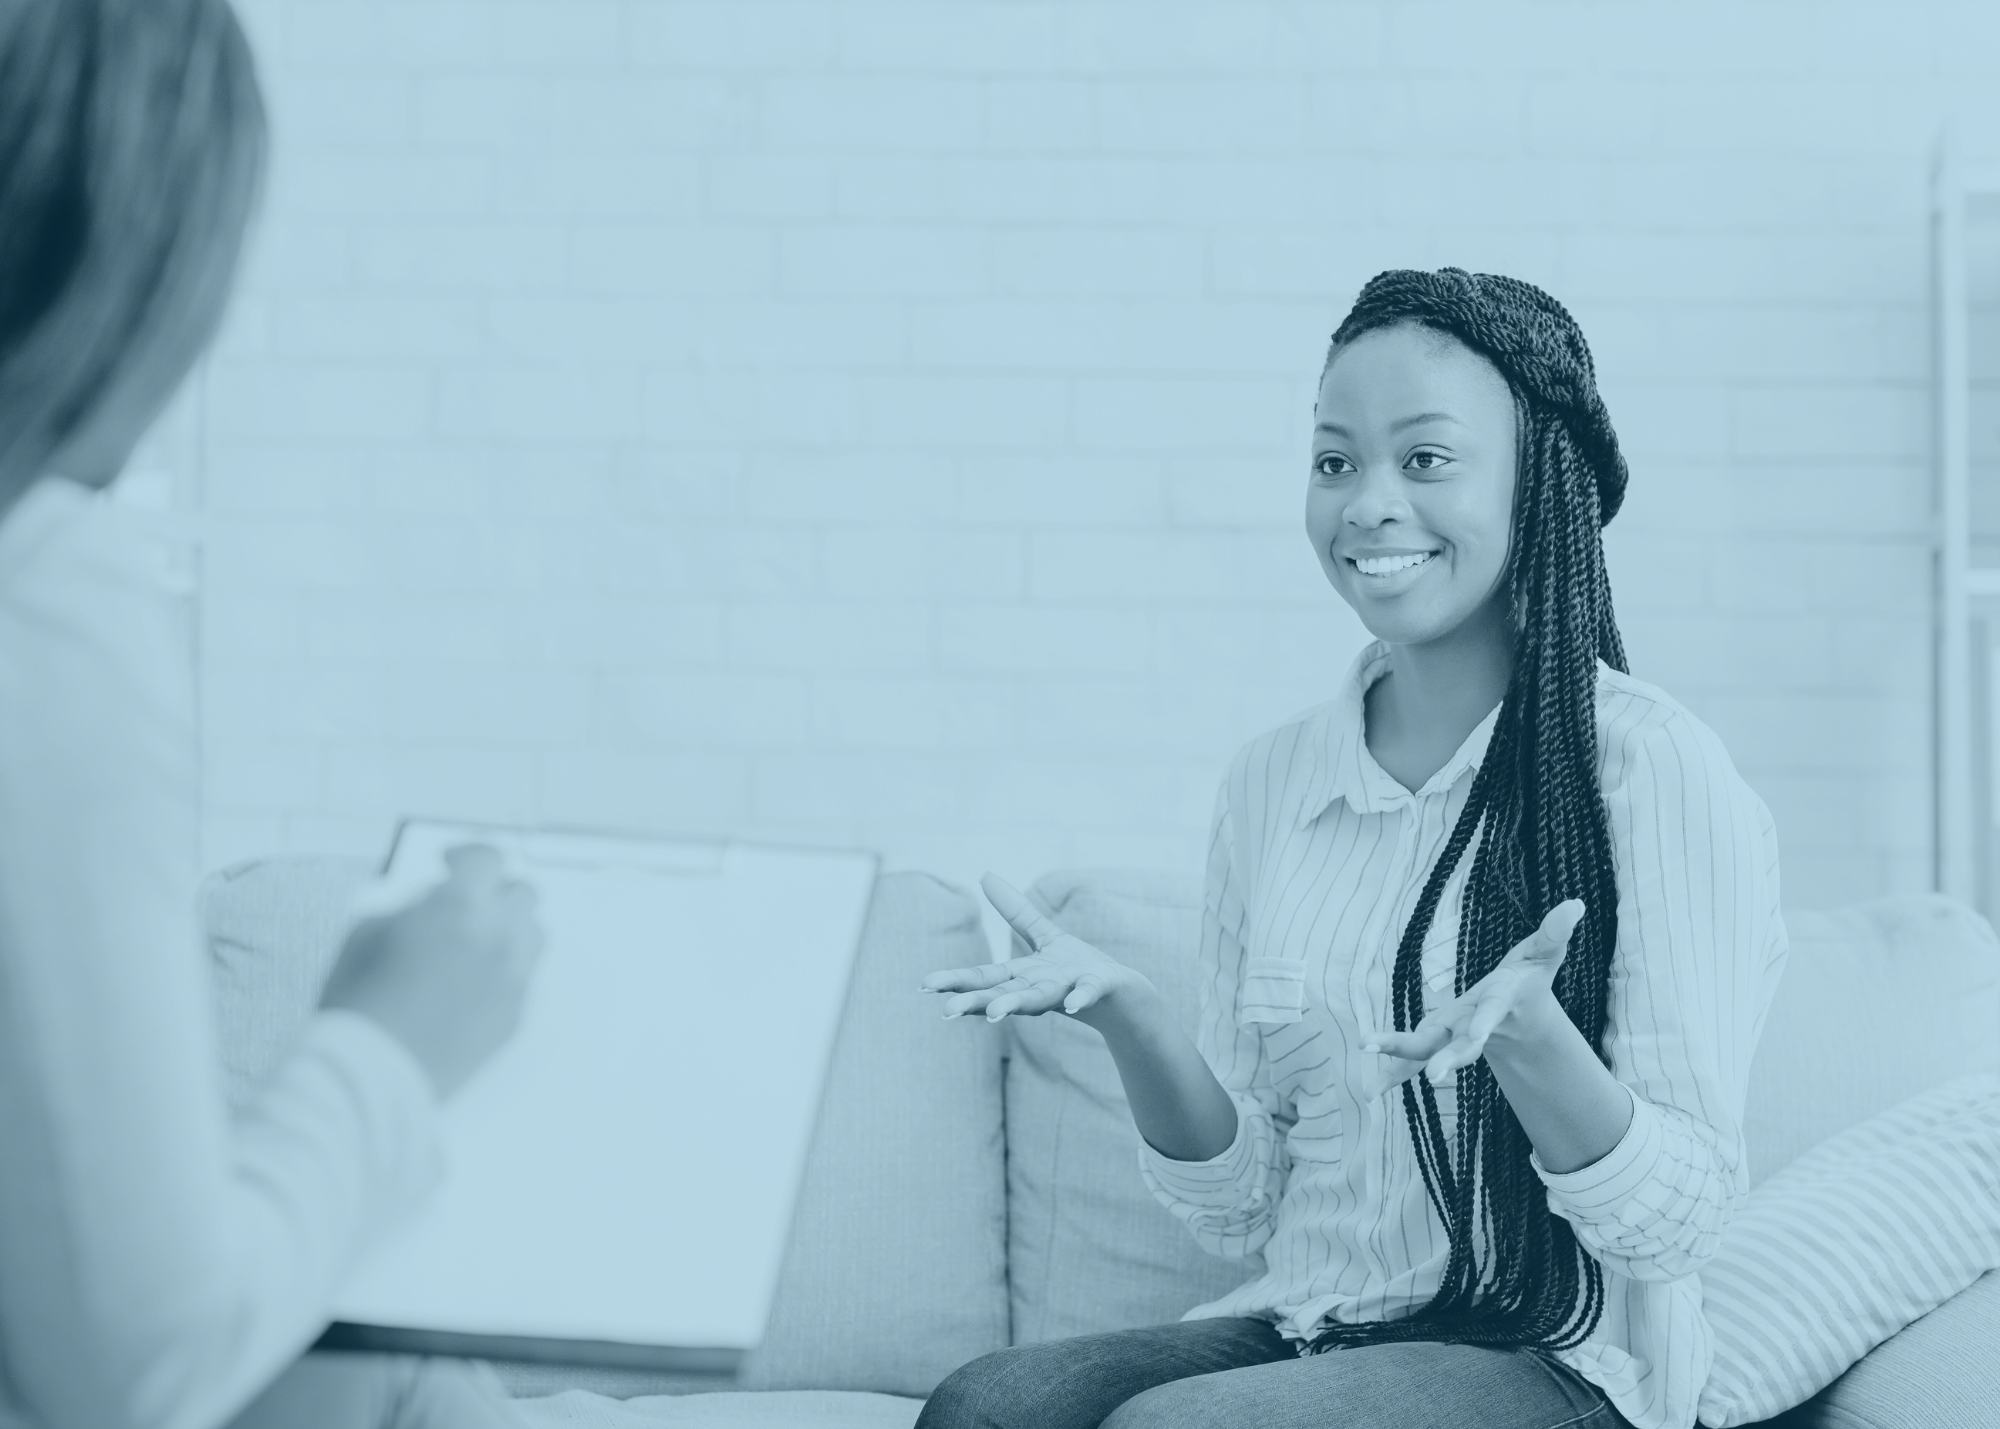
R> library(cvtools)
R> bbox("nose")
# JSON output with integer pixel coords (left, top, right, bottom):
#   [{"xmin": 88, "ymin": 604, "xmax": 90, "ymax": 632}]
[{"xmin": 1342, "ymin": 462, "xmax": 1411, "ymax": 530}]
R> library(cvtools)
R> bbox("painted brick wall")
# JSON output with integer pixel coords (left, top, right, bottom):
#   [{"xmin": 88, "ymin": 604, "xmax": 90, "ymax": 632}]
[{"xmin": 188, "ymin": 0, "xmax": 2000, "ymax": 913}]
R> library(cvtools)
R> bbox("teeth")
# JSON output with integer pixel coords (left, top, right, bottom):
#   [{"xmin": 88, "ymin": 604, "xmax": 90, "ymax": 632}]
[{"xmin": 1354, "ymin": 552, "xmax": 1436, "ymax": 576}]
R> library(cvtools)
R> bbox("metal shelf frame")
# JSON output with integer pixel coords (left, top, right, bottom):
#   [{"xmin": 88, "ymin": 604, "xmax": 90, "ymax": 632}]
[{"xmin": 1934, "ymin": 142, "xmax": 2000, "ymax": 904}]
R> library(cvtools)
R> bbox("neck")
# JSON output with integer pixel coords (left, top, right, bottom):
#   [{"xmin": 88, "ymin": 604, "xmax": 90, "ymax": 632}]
[{"xmin": 1379, "ymin": 595, "xmax": 1516, "ymax": 738}]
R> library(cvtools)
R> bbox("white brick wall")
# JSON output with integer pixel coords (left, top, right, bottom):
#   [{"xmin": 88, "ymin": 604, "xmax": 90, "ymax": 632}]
[{"xmin": 190, "ymin": 0, "xmax": 2000, "ymax": 913}]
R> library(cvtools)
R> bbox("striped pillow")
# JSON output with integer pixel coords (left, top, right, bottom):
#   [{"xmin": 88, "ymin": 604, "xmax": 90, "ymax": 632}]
[{"xmin": 1698, "ymin": 1074, "xmax": 2000, "ymax": 1427}]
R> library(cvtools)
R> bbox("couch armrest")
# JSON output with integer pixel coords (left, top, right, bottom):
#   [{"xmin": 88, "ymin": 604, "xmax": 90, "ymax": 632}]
[{"xmin": 1758, "ymin": 1269, "xmax": 2000, "ymax": 1428}]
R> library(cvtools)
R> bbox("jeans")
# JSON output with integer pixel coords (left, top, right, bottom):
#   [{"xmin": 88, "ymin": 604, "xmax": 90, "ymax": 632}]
[
  {"xmin": 915, "ymin": 1317, "xmax": 1633, "ymax": 1429},
  {"xmin": 225, "ymin": 1354, "xmax": 525, "ymax": 1429}
]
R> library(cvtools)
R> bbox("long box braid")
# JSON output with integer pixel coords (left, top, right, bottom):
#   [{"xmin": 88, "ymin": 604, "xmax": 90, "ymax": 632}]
[{"xmin": 1305, "ymin": 268, "xmax": 1630, "ymax": 1356}]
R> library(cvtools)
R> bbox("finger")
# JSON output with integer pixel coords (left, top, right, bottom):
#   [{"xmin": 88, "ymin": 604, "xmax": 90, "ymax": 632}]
[
  {"xmin": 1515, "ymin": 898, "xmax": 1586, "ymax": 965},
  {"xmin": 941, "ymin": 986, "xmax": 1010, "ymax": 1019},
  {"xmin": 1363, "ymin": 1056, "xmax": 1425, "ymax": 1100},
  {"xmin": 1463, "ymin": 994, "xmax": 1509, "ymax": 1050},
  {"xmin": 988, "ymin": 977, "xmax": 1076, "ymax": 1021},
  {"xmin": 443, "ymin": 842, "xmax": 508, "ymax": 890},
  {"xmin": 921, "ymin": 961, "xmax": 1033, "ymax": 994},
  {"xmin": 1361, "ymin": 1023, "xmax": 1452, "ymax": 1063},
  {"xmin": 1063, "ymin": 973, "xmax": 1107, "ymax": 1016},
  {"xmin": 979, "ymin": 873, "xmax": 1066, "ymax": 954}
]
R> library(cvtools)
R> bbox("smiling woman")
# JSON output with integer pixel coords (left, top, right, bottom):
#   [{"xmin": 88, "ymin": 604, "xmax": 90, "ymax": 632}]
[{"xmin": 918, "ymin": 268, "xmax": 1786, "ymax": 1429}]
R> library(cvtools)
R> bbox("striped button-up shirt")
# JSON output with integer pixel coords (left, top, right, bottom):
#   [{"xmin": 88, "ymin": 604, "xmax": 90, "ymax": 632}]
[{"xmin": 1139, "ymin": 640, "xmax": 1789, "ymax": 1429}]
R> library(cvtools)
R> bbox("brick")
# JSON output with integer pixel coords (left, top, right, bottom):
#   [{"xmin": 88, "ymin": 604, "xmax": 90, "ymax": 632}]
[
  {"xmin": 304, "ymin": 594, "xmax": 514, "ymax": 664},
  {"xmin": 857, "ymin": 373, "xmax": 1070, "ymax": 451},
  {"xmin": 204, "ymin": 363, "xmax": 431, "ymax": 441},
  {"xmin": 570, "ymin": 225, "xmax": 779, "ymax": 298},
  {"xmin": 778, "ymin": 227, "xmax": 987, "ymax": 299},
  {"xmin": 626, "ymin": 2, "xmax": 838, "ymax": 70},
  {"xmin": 727, "ymin": 600, "xmax": 935, "ymax": 672},
  {"xmin": 1619, "ymin": 613, "xmax": 1835, "ymax": 693},
  {"xmin": 1071, "ymin": 375, "xmax": 1299, "ymax": 454},
  {"xmin": 513, "ymin": 598, "xmax": 728, "ymax": 667},
  {"xmin": 352, "ymin": 222, "xmax": 566, "ymax": 293},
  {"xmin": 759, "ymin": 77, "xmax": 983, "ymax": 152},
  {"xmin": 596, "ymin": 669, "xmax": 813, "ymax": 749},
  {"xmin": 1028, "ymin": 530, "xmax": 1327, "ymax": 606},
  {"xmin": 988, "ymin": 230, "xmax": 1207, "ymax": 300},
  {"xmin": 270, "ymin": 294, "xmax": 484, "ymax": 361},
  {"xmin": 320, "ymin": 744, "xmax": 538, "ymax": 823},
  {"xmin": 808, "ymin": 674, "xmax": 1018, "ymax": 752},
  {"xmin": 818, "ymin": 528, "xmax": 1027, "ymax": 600},
  {"xmin": 537, "ymin": 751, "xmax": 753, "ymax": 839},
  {"xmin": 750, "ymin": 753, "xmax": 963, "ymax": 825},
  {"xmin": 937, "ymin": 604, "xmax": 1152, "ymax": 676},
  {"xmin": 436, "ymin": 366, "xmax": 643, "ymax": 443},
  {"xmin": 951, "ymin": 454, "xmax": 1172, "ymax": 528},
  {"xmin": 834, "ymin": 4, "xmax": 1064, "ymax": 74},
  {"xmin": 206, "ymin": 740, "xmax": 325, "ymax": 812}
]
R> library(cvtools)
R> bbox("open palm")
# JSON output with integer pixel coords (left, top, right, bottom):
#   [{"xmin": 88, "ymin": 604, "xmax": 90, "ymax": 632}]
[
  {"xmin": 920, "ymin": 873, "xmax": 1144, "ymax": 1022},
  {"xmin": 1362, "ymin": 898, "xmax": 1586, "ymax": 1098}
]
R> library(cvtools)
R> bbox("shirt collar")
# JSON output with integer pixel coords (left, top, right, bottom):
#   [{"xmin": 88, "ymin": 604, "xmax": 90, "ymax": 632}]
[{"xmin": 1295, "ymin": 640, "xmax": 1505, "ymax": 826}]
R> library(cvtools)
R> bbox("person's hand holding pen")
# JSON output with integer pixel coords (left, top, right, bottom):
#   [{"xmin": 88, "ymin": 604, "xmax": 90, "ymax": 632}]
[{"xmin": 320, "ymin": 844, "xmax": 545, "ymax": 1098}]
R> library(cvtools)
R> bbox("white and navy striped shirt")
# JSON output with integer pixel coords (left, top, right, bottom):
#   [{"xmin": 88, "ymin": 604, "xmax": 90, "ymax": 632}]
[{"xmin": 1139, "ymin": 640, "xmax": 1789, "ymax": 1429}]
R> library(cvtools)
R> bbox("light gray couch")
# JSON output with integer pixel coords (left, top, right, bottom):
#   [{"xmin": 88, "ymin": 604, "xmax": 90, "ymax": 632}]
[{"xmin": 203, "ymin": 860, "xmax": 2000, "ymax": 1429}]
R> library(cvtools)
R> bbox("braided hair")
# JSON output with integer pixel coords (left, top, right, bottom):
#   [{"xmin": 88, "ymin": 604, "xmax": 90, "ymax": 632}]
[{"xmin": 1305, "ymin": 268, "xmax": 1629, "ymax": 1354}]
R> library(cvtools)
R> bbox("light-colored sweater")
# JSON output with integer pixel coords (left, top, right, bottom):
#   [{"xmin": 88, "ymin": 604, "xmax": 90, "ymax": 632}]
[{"xmin": 0, "ymin": 477, "xmax": 442, "ymax": 1429}]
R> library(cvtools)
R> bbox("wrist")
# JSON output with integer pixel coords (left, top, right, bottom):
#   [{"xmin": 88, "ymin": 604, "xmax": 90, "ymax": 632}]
[{"xmin": 1072, "ymin": 972, "xmax": 1164, "ymax": 1041}]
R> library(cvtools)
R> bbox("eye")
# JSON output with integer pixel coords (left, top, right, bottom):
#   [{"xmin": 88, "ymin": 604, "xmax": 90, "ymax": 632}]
[
  {"xmin": 1314, "ymin": 453, "xmax": 1354, "ymax": 478},
  {"xmin": 1405, "ymin": 448, "xmax": 1453, "ymax": 473}
]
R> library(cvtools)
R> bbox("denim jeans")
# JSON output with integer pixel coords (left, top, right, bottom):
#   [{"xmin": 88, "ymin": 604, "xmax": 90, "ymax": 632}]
[{"xmin": 915, "ymin": 1317, "xmax": 1633, "ymax": 1429}]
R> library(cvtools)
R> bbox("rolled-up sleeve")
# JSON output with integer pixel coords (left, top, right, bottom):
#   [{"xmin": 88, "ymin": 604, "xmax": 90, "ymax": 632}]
[
  {"xmin": 1138, "ymin": 783, "xmax": 1294, "ymax": 1259},
  {"xmin": 1534, "ymin": 711, "xmax": 1788, "ymax": 1282}
]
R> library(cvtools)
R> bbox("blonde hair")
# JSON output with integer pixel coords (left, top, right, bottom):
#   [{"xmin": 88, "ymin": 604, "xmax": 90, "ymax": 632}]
[{"xmin": 0, "ymin": 0, "xmax": 266, "ymax": 508}]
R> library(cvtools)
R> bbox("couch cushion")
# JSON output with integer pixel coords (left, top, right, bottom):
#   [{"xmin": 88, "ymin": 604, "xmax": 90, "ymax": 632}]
[
  {"xmin": 1002, "ymin": 869, "xmax": 1263, "ymax": 1346},
  {"xmin": 1757, "ymin": 1271, "xmax": 2000, "ymax": 1429},
  {"xmin": 1742, "ymin": 896, "xmax": 2000, "ymax": 1186},
  {"xmin": 740, "ymin": 871, "xmax": 1010, "ymax": 1396},
  {"xmin": 1699, "ymin": 1074, "xmax": 2000, "ymax": 1427}
]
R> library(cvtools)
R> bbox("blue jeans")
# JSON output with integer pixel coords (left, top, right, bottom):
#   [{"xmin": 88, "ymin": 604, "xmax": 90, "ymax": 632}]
[{"xmin": 916, "ymin": 1317, "xmax": 1632, "ymax": 1429}]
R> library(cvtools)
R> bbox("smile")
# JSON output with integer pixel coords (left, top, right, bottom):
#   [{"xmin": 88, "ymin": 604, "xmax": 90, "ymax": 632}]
[{"xmin": 1349, "ymin": 552, "xmax": 1438, "ymax": 578}]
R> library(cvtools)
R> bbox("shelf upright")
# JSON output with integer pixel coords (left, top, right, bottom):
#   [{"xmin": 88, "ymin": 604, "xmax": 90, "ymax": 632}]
[{"xmin": 1936, "ymin": 140, "xmax": 2000, "ymax": 905}]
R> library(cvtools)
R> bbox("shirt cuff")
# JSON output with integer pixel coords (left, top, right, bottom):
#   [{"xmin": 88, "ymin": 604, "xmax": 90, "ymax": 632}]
[
  {"xmin": 1530, "ymin": 1080, "xmax": 1660, "ymax": 1216},
  {"xmin": 292, "ymin": 1009, "xmax": 446, "ymax": 1212},
  {"xmin": 1137, "ymin": 1094, "xmax": 1264, "ymax": 1209}
]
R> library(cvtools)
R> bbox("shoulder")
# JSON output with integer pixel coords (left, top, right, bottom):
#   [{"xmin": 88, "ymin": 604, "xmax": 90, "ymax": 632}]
[{"xmin": 1593, "ymin": 664, "xmax": 1773, "ymax": 829}]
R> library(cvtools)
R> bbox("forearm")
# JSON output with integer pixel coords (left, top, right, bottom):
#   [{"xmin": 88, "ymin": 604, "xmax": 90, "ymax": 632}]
[
  {"xmin": 1482, "ymin": 987, "xmax": 1633, "ymax": 1174},
  {"xmin": 1080, "ymin": 981, "xmax": 1239, "ymax": 1162}
]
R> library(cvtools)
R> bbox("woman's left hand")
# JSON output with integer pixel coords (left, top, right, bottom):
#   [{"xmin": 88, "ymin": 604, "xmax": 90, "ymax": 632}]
[{"xmin": 1361, "ymin": 898, "xmax": 1586, "ymax": 1099}]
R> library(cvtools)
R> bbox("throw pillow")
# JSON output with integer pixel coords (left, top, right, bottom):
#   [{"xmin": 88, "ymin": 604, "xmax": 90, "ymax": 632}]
[
  {"xmin": 1742, "ymin": 897, "xmax": 2000, "ymax": 1186},
  {"xmin": 1698, "ymin": 1074, "xmax": 2000, "ymax": 1428},
  {"xmin": 1002, "ymin": 869, "xmax": 1262, "ymax": 1346}
]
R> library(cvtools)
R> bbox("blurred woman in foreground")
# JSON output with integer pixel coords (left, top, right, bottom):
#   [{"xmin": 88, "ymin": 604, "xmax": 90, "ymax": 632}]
[{"xmin": 0, "ymin": 4, "xmax": 538, "ymax": 1425}]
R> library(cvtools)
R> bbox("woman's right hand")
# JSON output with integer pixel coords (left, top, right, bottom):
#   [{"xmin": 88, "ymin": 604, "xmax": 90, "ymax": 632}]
[
  {"xmin": 319, "ymin": 844, "xmax": 544, "ymax": 1098},
  {"xmin": 920, "ymin": 872, "xmax": 1152, "ymax": 1028}
]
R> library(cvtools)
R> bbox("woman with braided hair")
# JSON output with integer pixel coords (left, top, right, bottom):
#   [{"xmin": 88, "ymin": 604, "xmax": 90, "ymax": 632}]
[{"xmin": 921, "ymin": 267, "xmax": 1787, "ymax": 1429}]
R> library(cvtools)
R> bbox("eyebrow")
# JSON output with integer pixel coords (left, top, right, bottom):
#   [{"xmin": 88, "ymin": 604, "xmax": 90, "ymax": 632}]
[{"xmin": 1315, "ymin": 411, "xmax": 1462, "ymax": 437}]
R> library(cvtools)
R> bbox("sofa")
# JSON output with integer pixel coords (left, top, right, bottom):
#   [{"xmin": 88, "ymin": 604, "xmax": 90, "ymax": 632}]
[{"xmin": 203, "ymin": 859, "xmax": 2000, "ymax": 1429}]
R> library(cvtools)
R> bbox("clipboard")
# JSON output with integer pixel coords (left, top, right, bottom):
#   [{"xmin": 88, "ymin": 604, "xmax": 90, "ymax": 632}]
[{"xmin": 321, "ymin": 819, "xmax": 880, "ymax": 1369}]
